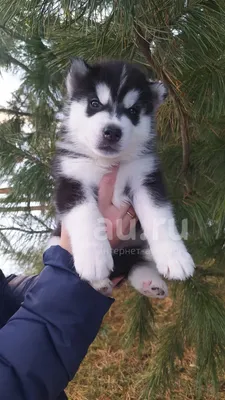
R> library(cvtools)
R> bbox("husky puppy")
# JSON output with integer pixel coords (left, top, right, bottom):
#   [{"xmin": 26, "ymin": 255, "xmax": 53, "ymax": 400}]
[{"xmin": 50, "ymin": 59, "xmax": 194, "ymax": 297}]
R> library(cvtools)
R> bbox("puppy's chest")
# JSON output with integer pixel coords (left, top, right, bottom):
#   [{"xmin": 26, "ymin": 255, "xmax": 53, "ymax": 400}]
[{"xmin": 59, "ymin": 155, "xmax": 156, "ymax": 206}]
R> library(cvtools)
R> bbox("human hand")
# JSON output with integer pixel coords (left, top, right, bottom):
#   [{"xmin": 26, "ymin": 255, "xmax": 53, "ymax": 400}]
[
  {"xmin": 98, "ymin": 166, "xmax": 137, "ymax": 249},
  {"xmin": 59, "ymin": 167, "xmax": 137, "ymax": 293},
  {"xmin": 60, "ymin": 167, "xmax": 137, "ymax": 253}
]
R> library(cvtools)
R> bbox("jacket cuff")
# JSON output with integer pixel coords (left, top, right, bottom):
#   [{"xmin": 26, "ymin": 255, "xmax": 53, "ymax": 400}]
[
  {"xmin": 43, "ymin": 245, "xmax": 114, "ymax": 311},
  {"xmin": 43, "ymin": 245, "xmax": 75, "ymax": 273}
]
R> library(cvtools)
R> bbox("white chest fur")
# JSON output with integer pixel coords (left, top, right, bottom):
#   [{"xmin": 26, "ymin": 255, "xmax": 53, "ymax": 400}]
[{"xmin": 59, "ymin": 154, "xmax": 157, "ymax": 207}]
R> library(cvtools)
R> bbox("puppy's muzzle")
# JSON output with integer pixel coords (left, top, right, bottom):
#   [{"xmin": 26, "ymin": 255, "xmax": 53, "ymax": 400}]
[{"xmin": 103, "ymin": 124, "xmax": 122, "ymax": 143}]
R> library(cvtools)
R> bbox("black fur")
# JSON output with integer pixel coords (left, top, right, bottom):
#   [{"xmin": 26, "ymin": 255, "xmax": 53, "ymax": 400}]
[
  {"xmin": 143, "ymin": 169, "xmax": 168, "ymax": 205},
  {"xmin": 110, "ymin": 247, "xmax": 146, "ymax": 279},
  {"xmin": 56, "ymin": 148, "xmax": 89, "ymax": 159},
  {"xmin": 56, "ymin": 177, "xmax": 86, "ymax": 213},
  {"xmin": 70, "ymin": 61, "xmax": 155, "ymax": 126},
  {"xmin": 51, "ymin": 59, "xmax": 168, "ymax": 281},
  {"xmin": 52, "ymin": 222, "xmax": 61, "ymax": 236},
  {"xmin": 92, "ymin": 185, "xmax": 98, "ymax": 201},
  {"xmin": 123, "ymin": 184, "xmax": 131, "ymax": 198}
]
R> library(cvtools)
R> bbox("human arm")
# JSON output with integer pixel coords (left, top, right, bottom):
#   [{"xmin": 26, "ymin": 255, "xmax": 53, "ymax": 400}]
[
  {"xmin": 0, "ymin": 168, "xmax": 136, "ymax": 400},
  {"xmin": 0, "ymin": 245, "xmax": 114, "ymax": 400}
]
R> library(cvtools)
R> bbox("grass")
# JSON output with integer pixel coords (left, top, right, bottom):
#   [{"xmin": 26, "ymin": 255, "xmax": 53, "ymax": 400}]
[{"xmin": 66, "ymin": 284, "xmax": 225, "ymax": 400}]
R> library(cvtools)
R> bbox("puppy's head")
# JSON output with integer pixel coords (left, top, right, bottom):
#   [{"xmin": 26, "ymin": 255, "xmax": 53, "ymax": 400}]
[{"xmin": 64, "ymin": 58, "xmax": 167, "ymax": 159}]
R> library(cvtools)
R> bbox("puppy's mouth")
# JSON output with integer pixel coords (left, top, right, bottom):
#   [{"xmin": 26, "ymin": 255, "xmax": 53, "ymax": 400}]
[{"xmin": 98, "ymin": 143, "xmax": 120, "ymax": 153}]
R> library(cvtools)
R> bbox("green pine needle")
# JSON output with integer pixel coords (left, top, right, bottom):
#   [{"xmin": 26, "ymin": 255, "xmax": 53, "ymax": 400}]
[{"xmin": 123, "ymin": 293, "xmax": 155, "ymax": 353}]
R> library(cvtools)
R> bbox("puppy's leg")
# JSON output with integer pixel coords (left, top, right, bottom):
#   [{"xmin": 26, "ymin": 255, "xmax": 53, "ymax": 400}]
[
  {"xmin": 56, "ymin": 178, "xmax": 113, "ymax": 282},
  {"xmin": 63, "ymin": 202, "xmax": 113, "ymax": 281},
  {"xmin": 128, "ymin": 262, "xmax": 168, "ymax": 299},
  {"xmin": 133, "ymin": 170, "xmax": 195, "ymax": 280}
]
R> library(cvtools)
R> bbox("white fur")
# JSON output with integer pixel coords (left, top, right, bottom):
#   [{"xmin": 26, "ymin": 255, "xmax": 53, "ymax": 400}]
[
  {"xmin": 150, "ymin": 81, "xmax": 167, "ymax": 109},
  {"xmin": 123, "ymin": 89, "xmax": 140, "ymax": 108},
  {"xmin": 133, "ymin": 188, "xmax": 195, "ymax": 280},
  {"xmin": 55, "ymin": 71, "xmax": 194, "ymax": 285},
  {"xmin": 46, "ymin": 236, "xmax": 61, "ymax": 249},
  {"xmin": 65, "ymin": 99, "xmax": 153, "ymax": 161},
  {"xmin": 63, "ymin": 202, "xmax": 114, "ymax": 281},
  {"xmin": 96, "ymin": 83, "xmax": 112, "ymax": 105},
  {"xmin": 66, "ymin": 59, "xmax": 88, "ymax": 97},
  {"xmin": 112, "ymin": 156, "xmax": 157, "ymax": 207},
  {"xmin": 59, "ymin": 153, "xmax": 157, "ymax": 205},
  {"xmin": 128, "ymin": 263, "xmax": 168, "ymax": 298}
]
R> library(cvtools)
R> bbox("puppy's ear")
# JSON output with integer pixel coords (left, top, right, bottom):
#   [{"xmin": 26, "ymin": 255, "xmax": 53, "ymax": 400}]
[
  {"xmin": 66, "ymin": 58, "xmax": 90, "ymax": 98},
  {"xmin": 149, "ymin": 81, "xmax": 168, "ymax": 110}
]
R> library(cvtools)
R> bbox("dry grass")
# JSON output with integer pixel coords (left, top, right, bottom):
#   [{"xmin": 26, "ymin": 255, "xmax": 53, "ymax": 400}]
[{"xmin": 66, "ymin": 284, "xmax": 225, "ymax": 400}]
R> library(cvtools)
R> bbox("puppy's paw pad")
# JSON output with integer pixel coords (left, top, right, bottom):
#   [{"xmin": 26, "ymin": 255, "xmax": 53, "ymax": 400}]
[{"xmin": 142, "ymin": 280, "xmax": 168, "ymax": 299}]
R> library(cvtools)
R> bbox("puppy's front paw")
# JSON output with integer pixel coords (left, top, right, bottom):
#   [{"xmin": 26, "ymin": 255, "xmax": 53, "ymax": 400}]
[
  {"xmin": 91, "ymin": 278, "xmax": 113, "ymax": 296},
  {"xmin": 72, "ymin": 240, "xmax": 114, "ymax": 281},
  {"xmin": 151, "ymin": 241, "xmax": 195, "ymax": 280}
]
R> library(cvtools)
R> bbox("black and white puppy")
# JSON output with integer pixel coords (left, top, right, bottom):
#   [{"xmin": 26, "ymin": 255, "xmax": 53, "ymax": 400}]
[{"xmin": 50, "ymin": 59, "xmax": 194, "ymax": 297}]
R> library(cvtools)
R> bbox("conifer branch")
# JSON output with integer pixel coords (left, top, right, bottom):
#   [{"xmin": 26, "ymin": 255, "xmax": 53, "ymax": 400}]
[
  {"xmin": 46, "ymin": 89, "xmax": 61, "ymax": 108},
  {"xmin": 0, "ymin": 187, "xmax": 11, "ymax": 194},
  {"xmin": 5, "ymin": 54, "xmax": 31, "ymax": 73},
  {"xmin": 31, "ymin": 214, "xmax": 52, "ymax": 230},
  {"xmin": 0, "ymin": 24, "xmax": 27, "ymax": 43},
  {"xmin": 0, "ymin": 227, "xmax": 51, "ymax": 234},
  {"xmin": 0, "ymin": 205, "xmax": 48, "ymax": 212},
  {"xmin": 135, "ymin": 25, "xmax": 190, "ymax": 178},
  {"xmin": 174, "ymin": 103, "xmax": 190, "ymax": 182},
  {"xmin": 0, "ymin": 108, "xmax": 32, "ymax": 117}
]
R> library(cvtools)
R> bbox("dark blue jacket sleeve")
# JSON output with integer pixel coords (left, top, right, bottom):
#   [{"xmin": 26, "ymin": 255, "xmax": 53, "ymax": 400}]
[{"xmin": 0, "ymin": 246, "xmax": 114, "ymax": 400}]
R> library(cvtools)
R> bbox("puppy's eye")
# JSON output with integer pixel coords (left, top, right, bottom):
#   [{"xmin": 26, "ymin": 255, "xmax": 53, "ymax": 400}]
[
  {"xmin": 128, "ymin": 107, "xmax": 138, "ymax": 115},
  {"xmin": 90, "ymin": 99, "xmax": 101, "ymax": 108}
]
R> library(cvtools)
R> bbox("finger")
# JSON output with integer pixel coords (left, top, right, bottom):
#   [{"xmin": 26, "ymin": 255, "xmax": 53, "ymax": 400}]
[
  {"xmin": 118, "ymin": 202, "xmax": 136, "ymax": 219},
  {"xmin": 121, "ymin": 211, "xmax": 137, "ymax": 234},
  {"xmin": 116, "ymin": 205, "xmax": 137, "ymax": 238},
  {"xmin": 98, "ymin": 165, "xmax": 119, "ymax": 210},
  {"xmin": 60, "ymin": 224, "xmax": 72, "ymax": 254}
]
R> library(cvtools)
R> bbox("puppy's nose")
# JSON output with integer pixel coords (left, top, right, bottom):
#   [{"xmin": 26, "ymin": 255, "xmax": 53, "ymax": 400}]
[{"xmin": 103, "ymin": 125, "xmax": 122, "ymax": 143}]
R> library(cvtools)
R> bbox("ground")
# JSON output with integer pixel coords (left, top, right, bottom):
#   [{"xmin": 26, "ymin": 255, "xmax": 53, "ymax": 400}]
[{"xmin": 66, "ymin": 284, "xmax": 225, "ymax": 400}]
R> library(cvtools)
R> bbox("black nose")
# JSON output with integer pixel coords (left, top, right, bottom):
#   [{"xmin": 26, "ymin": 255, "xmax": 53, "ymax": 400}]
[{"xmin": 103, "ymin": 125, "xmax": 122, "ymax": 143}]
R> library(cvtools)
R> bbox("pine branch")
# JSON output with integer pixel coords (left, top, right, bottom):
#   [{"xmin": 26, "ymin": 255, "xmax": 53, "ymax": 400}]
[
  {"xmin": 135, "ymin": 25, "xmax": 191, "ymax": 179},
  {"xmin": 0, "ymin": 187, "xmax": 11, "ymax": 194},
  {"xmin": 140, "ymin": 323, "xmax": 184, "ymax": 398},
  {"xmin": 0, "ymin": 24, "xmax": 27, "ymax": 42},
  {"xmin": 123, "ymin": 293, "xmax": 155, "ymax": 352},
  {"xmin": 30, "ymin": 213, "xmax": 52, "ymax": 230},
  {"xmin": 0, "ymin": 108, "xmax": 32, "ymax": 117},
  {"xmin": 6, "ymin": 54, "xmax": 31, "ymax": 73},
  {"xmin": 0, "ymin": 205, "xmax": 48, "ymax": 212},
  {"xmin": 0, "ymin": 226, "xmax": 51, "ymax": 234},
  {"xmin": 46, "ymin": 88, "xmax": 61, "ymax": 108}
]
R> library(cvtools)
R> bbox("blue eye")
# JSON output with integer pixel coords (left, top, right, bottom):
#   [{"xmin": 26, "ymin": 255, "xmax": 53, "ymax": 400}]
[
  {"xmin": 90, "ymin": 99, "xmax": 101, "ymax": 108},
  {"xmin": 128, "ymin": 107, "xmax": 138, "ymax": 115}
]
